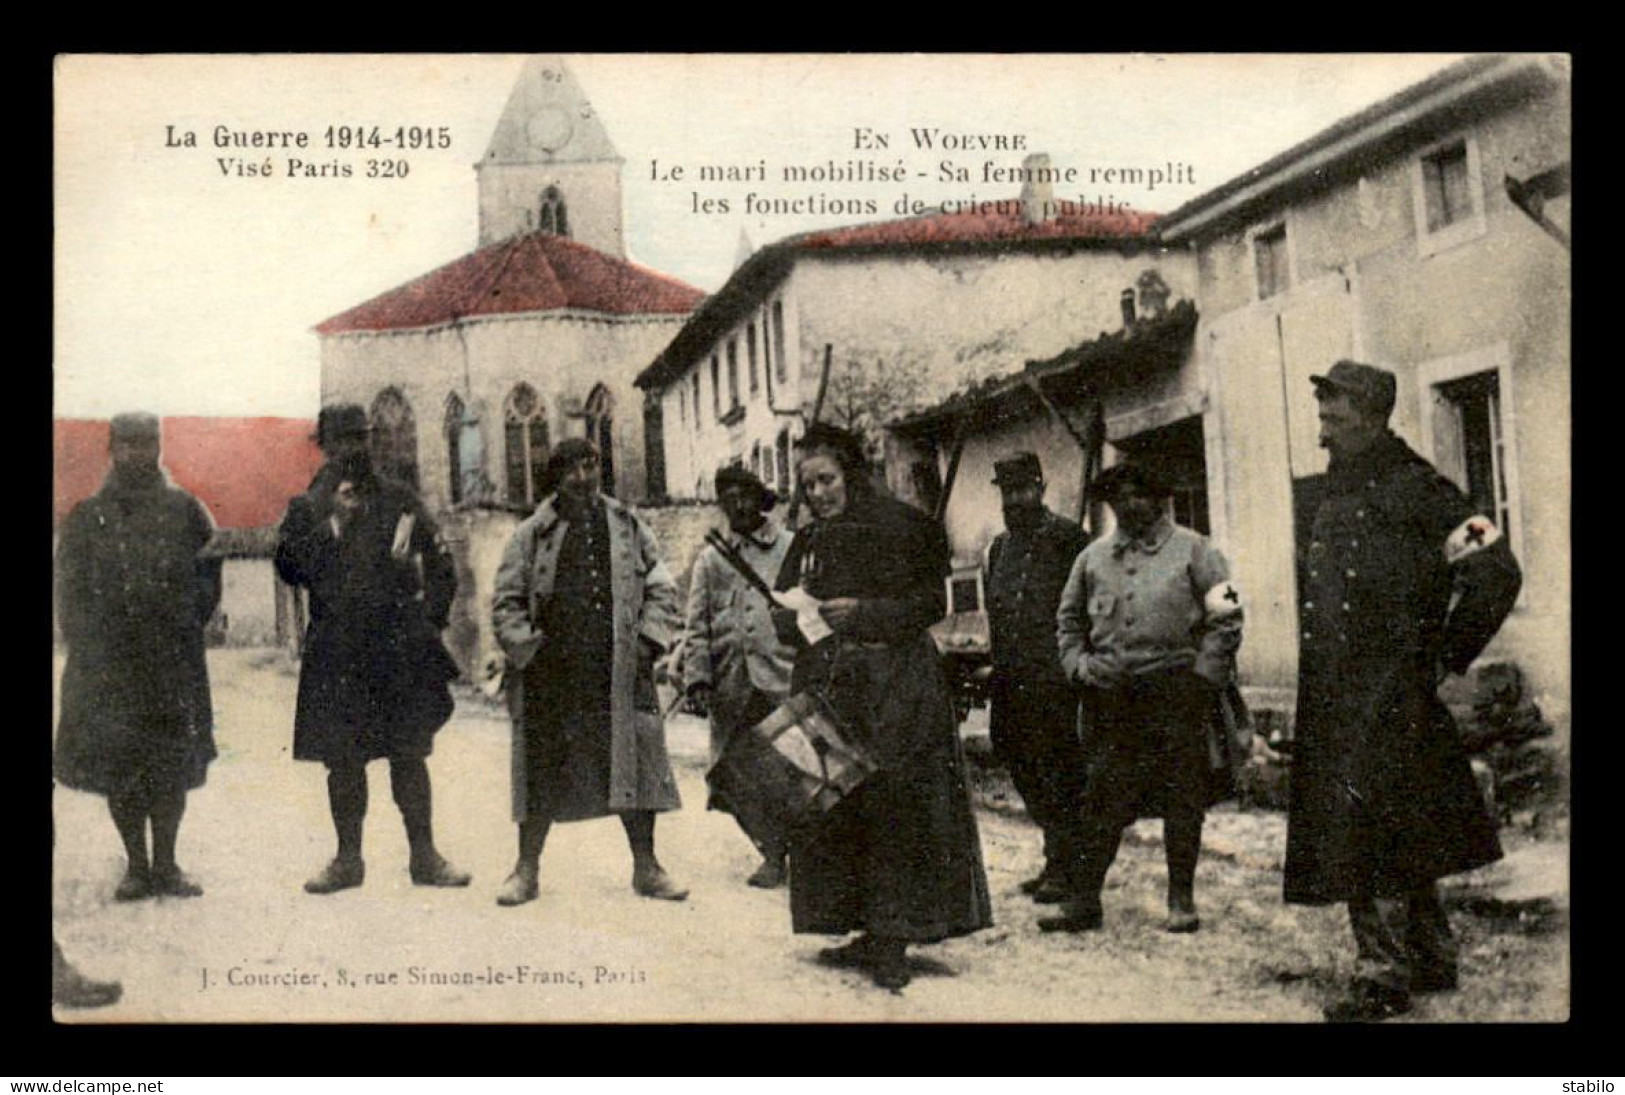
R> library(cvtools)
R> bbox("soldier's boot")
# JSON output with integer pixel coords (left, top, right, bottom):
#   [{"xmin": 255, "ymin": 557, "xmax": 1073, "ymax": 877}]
[
  {"xmin": 109, "ymin": 793, "xmax": 152, "ymax": 902},
  {"xmin": 1165, "ymin": 883, "xmax": 1200, "ymax": 934},
  {"xmin": 1164, "ymin": 811, "xmax": 1203, "ymax": 933},
  {"xmin": 52, "ymin": 942, "xmax": 122, "ymax": 1009},
  {"xmin": 148, "ymin": 791, "xmax": 200, "ymax": 897},
  {"xmin": 497, "ymin": 819, "xmax": 547, "ymax": 906},
  {"xmin": 1037, "ymin": 894, "xmax": 1105, "ymax": 933},
  {"xmin": 624, "ymin": 811, "xmax": 688, "ymax": 901},
  {"xmin": 113, "ymin": 864, "xmax": 153, "ymax": 903},
  {"xmin": 304, "ymin": 856, "xmax": 365, "ymax": 895},
  {"xmin": 393, "ymin": 758, "xmax": 471, "ymax": 888}
]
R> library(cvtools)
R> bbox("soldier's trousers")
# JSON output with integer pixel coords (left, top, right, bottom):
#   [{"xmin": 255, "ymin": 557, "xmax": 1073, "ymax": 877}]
[
  {"xmin": 1348, "ymin": 883, "xmax": 1457, "ymax": 991},
  {"xmin": 991, "ymin": 677, "xmax": 1087, "ymax": 873}
]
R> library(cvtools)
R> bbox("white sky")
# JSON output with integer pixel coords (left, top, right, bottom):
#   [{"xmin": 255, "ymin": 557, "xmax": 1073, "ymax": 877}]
[{"xmin": 54, "ymin": 53, "xmax": 1466, "ymax": 419}]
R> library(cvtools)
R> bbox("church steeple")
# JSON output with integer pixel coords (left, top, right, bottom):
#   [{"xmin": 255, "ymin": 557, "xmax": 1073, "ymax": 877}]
[{"xmin": 476, "ymin": 56, "xmax": 625, "ymax": 255}]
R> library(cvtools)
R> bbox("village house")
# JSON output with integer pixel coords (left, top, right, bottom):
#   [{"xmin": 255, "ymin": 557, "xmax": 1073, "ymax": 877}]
[
  {"xmin": 634, "ymin": 160, "xmax": 1189, "ymax": 506},
  {"xmin": 314, "ymin": 56, "xmax": 705, "ymax": 674},
  {"xmin": 53, "ymin": 417, "xmax": 325, "ymax": 648},
  {"xmin": 888, "ymin": 53, "xmax": 1570, "ymax": 732}
]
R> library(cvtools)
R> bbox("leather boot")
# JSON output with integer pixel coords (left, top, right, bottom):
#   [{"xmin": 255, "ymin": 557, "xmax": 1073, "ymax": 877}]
[
  {"xmin": 304, "ymin": 856, "xmax": 365, "ymax": 895},
  {"xmin": 496, "ymin": 861, "xmax": 540, "ymax": 907}
]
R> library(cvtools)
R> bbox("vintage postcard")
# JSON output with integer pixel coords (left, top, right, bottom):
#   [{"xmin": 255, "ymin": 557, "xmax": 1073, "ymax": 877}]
[{"xmin": 51, "ymin": 53, "xmax": 1570, "ymax": 1023}]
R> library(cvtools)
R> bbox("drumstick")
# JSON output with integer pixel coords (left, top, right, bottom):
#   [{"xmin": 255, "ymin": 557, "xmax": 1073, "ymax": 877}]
[{"xmin": 703, "ymin": 530, "xmax": 778, "ymax": 602}]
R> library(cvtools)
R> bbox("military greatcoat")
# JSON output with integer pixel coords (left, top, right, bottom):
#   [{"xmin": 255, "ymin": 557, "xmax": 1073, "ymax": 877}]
[
  {"xmin": 1285, "ymin": 433, "xmax": 1521, "ymax": 905},
  {"xmin": 492, "ymin": 493, "xmax": 683, "ymax": 823},
  {"xmin": 55, "ymin": 472, "xmax": 221, "ymax": 794},
  {"xmin": 274, "ymin": 470, "xmax": 460, "ymax": 766}
]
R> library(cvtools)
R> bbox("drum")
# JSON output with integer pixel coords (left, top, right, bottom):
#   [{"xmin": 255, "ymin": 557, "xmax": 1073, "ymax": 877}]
[{"xmin": 734, "ymin": 691, "xmax": 877, "ymax": 832}]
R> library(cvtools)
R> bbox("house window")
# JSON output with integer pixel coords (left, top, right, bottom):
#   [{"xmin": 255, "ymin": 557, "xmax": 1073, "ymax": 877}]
[
  {"xmin": 726, "ymin": 339, "xmax": 740, "ymax": 410},
  {"xmin": 747, "ymin": 324, "xmax": 760, "ymax": 396},
  {"xmin": 691, "ymin": 370, "xmax": 702, "ymax": 427},
  {"xmin": 711, "ymin": 355, "xmax": 721, "ymax": 420},
  {"xmin": 772, "ymin": 301, "xmax": 788, "ymax": 384},
  {"xmin": 1253, "ymin": 224, "xmax": 1289, "ymax": 300},
  {"xmin": 762, "ymin": 444, "xmax": 775, "ymax": 490},
  {"xmin": 1434, "ymin": 371, "xmax": 1511, "ymax": 536},
  {"xmin": 504, "ymin": 382, "xmax": 550, "ymax": 507},
  {"xmin": 538, "ymin": 186, "xmax": 570, "ymax": 238},
  {"xmin": 444, "ymin": 393, "xmax": 465, "ymax": 504},
  {"xmin": 1413, "ymin": 135, "xmax": 1486, "ymax": 257},
  {"xmin": 775, "ymin": 428, "xmax": 792, "ymax": 495},
  {"xmin": 369, "ymin": 387, "xmax": 419, "ymax": 489},
  {"xmin": 1421, "ymin": 142, "xmax": 1472, "ymax": 232}
]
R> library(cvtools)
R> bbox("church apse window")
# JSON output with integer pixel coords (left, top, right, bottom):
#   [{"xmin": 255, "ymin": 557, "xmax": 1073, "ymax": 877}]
[
  {"xmin": 538, "ymin": 186, "xmax": 570, "ymax": 238},
  {"xmin": 504, "ymin": 383, "xmax": 551, "ymax": 506},
  {"xmin": 444, "ymin": 394, "xmax": 465, "ymax": 504},
  {"xmin": 584, "ymin": 384, "xmax": 616, "ymax": 499},
  {"xmin": 370, "ymin": 387, "xmax": 419, "ymax": 489}
]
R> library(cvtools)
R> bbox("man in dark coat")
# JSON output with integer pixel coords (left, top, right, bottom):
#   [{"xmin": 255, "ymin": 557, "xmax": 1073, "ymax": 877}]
[
  {"xmin": 54, "ymin": 412, "xmax": 220, "ymax": 901},
  {"xmin": 275, "ymin": 404, "xmax": 469, "ymax": 894},
  {"xmin": 983, "ymin": 452, "xmax": 1090, "ymax": 902},
  {"xmin": 1289, "ymin": 361, "xmax": 1522, "ymax": 1022}
]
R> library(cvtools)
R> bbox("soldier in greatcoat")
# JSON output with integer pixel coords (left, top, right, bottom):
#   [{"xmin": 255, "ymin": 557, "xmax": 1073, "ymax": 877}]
[
  {"xmin": 681, "ymin": 466, "xmax": 798, "ymax": 888},
  {"xmin": 1289, "ymin": 361, "xmax": 1521, "ymax": 1022},
  {"xmin": 984, "ymin": 451, "xmax": 1091, "ymax": 903},
  {"xmin": 54, "ymin": 412, "xmax": 220, "ymax": 901},
  {"xmin": 275, "ymin": 404, "xmax": 469, "ymax": 894},
  {"xmin": 491, "ymin": 438, "xmax": 688, "ymax": 907}
]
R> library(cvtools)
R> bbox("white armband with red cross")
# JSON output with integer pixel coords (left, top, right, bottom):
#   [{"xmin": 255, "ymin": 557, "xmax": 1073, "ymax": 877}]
[
  {"xmin": 1204, "ymin": 580, "xmax": 1244, "ymax": 623},
  {"xmin": 1444, "ymin": 515, "xmax": 1502, "ymax": 564}
]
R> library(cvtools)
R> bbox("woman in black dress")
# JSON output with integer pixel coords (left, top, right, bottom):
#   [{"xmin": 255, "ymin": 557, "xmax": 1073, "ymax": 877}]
[{"xmin": 773, "ymin": 423, "xmax": 992, "ymax": 990}]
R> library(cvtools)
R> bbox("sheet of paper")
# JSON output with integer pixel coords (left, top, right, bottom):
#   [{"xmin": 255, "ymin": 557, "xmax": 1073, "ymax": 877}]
[{"xmin": 772, "ymin": 586, "xmax": 833, "ymax": 645}]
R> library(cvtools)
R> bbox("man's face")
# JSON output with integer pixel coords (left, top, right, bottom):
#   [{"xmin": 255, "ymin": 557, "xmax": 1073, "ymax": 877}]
[
  {"xmin": 110, "ymin": 435, "xmax": 160, "ymax": 473},
  {"xmin": 719, "ymin": 484, "xmax": 766, "ymax": 534},
  {"xmin": 322, "ymin": 433, "xmax": 372, "ymax": 478},
  {"xmin": 1111, "ymin": 482, "xmax": 1164, "ymax": 539},
  {"xmin": 999, "ymin": 481, "xmax": 1044, "ymax": 531},
  {"xmin": 1316, "ymin": 391, "xmax": 1381, "ymax": 460},
  {"xmin": 559, "ymin": 454, "xmax": 602, "ymax": 503}
]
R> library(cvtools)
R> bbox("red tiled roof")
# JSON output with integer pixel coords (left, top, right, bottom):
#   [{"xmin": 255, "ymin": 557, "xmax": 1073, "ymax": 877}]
[
  {"xmin": 794, "ymin": 200, "xmax": 1159, "ymax": 250},
  {"xmin": 316, "ymin": 231, "xmax": 706, "ymax": 335},
  {"xmin": 54, "ymin": 417, "xmax": 324, "ymax": 531}
]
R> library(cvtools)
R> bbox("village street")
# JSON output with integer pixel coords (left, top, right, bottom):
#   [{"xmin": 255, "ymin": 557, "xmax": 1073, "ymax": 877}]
[{"xmin": 52, "ymin": 649, "xmax": 1568, "ymax": 1024}]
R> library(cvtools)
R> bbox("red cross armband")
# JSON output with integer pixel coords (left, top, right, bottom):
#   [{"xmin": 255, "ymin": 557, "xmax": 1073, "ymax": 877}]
[
  {"xmin": 1444, "ymin": 515, "xmax": 1503, "ymax": 565},
  {"xmin": 1203, "ymin": 580, "xmax": 1245, "ymax": 623}
]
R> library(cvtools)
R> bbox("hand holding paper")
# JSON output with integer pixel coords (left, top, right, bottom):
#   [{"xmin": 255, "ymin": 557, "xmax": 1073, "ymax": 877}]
[{"xmin": 772, "ymin": 587, "xmax": 834, "ymax": 645}]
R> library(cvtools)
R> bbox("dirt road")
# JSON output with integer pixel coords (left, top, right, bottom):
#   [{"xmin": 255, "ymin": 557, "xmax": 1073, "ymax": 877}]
[{"xmin": 52, "ymin": 650, "xmax": 1568, "ymax": 1023}]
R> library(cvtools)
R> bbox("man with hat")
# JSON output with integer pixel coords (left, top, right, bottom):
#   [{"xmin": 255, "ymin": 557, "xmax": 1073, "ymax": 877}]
[
  {"xmin": 491, "ymin": 438, "xmax": 688, "ymax": 906},
  {"xmin": 275, "ymin": 403, "xmax": 469, "ymax": 894},
  {"xmin": 984, "ymin": 451, "xmax": 1091, "ymax": 902},
  {"xmin": 55, "ymin": 411, "xmax": 221, "ymax": 901},
  {"xmin": 1041, "ymin": 457, "xmax": 1243, "ymax": 935},
  {"xmin": 680, "ymin": 465, "xmax": 798, "ymax": 888},
  {"xmin": 1291, "ymin": 360, "xmax": 1521, "ymax": 1022}
]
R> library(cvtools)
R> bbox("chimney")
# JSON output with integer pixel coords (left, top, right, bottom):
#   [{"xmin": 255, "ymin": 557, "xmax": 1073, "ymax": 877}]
[{"xmin": 1020, "ymin": 153, "xmax": 1056, "ymax": 226}]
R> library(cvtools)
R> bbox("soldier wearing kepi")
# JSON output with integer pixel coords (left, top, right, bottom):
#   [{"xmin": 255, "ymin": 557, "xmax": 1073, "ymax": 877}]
[
  {"xmin": 983, "ymin": 452, "xmax": 1091, "ymax": 902},
  {"xmin": 275, "ymin": 404, "xmax": 469, "ymax": 895},
  {"xmin": 1290, "ymin": 361, "xmax": 1521, "ymax": 1023},
  {"xmin": 1041, "ymin": 458, "xmax": 1243, "ymax": 935},
  {"xmin": 54, "ymin": 412, "xmax": 221, "ymax": 901},
  {"xmin": 682, "ymin": 466, "xmax": 798, "ymax": 888},
  {"xmin": 491, "ymin": 438, "xmax": 688, "ymax": 907}
]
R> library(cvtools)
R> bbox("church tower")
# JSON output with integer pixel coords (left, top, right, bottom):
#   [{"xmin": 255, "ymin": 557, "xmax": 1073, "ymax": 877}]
[{"xmin": 477, "ymin": 56, "xmax": 625, "ymax": 256}]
